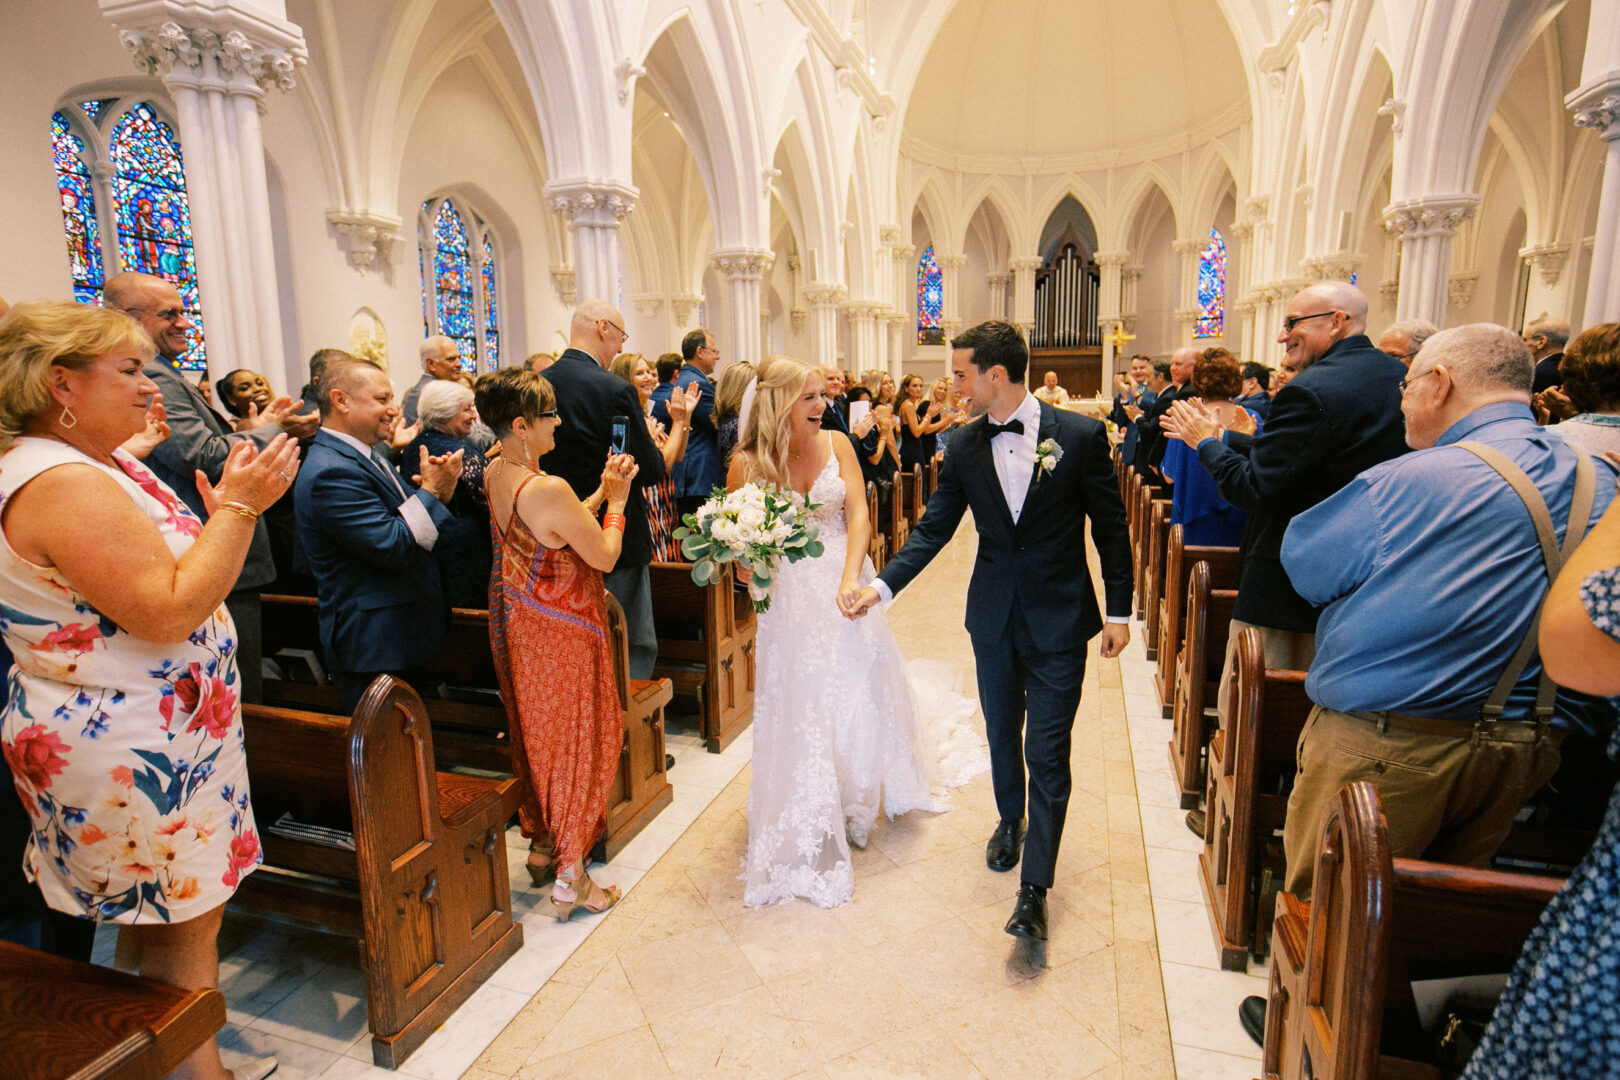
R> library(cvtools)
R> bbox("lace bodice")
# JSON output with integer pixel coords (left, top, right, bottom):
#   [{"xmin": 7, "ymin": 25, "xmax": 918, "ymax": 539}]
[{"xmin": 802, "ymin": 446, "xmax": 847, "ymax": 540}]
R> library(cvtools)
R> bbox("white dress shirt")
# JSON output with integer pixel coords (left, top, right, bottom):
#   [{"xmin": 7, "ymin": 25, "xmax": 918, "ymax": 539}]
[
  {"xmin": 325, "ymin": 428, "xmax": 439, "ymax": 550},
  {"xmin": 989, "ymin": 390, "xmax": 1042, "ymax": 525}
]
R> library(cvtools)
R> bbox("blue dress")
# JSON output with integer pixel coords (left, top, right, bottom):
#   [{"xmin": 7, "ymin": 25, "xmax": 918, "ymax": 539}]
[
  {"xmin": 1463, "ymin": 564, "xmax": 1620, "ymax": 1079},
  {"xmin": 1160, "ymin": 409, "xmax": 1261, "ymax": 546}
]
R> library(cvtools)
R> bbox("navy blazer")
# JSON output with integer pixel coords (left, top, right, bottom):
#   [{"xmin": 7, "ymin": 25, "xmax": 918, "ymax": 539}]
[
  {"xmin": 878, "ymin": 401, "xmax": 1132, "ymax": 652},
  {"xmin": 539, "ymin": 349, "xmax": 666, "ymax": 567},
  {"xmin": 658, "ymin": 363, "xmax": 722, "ymax": 500},
  {"xmin": 293, "ymin": 429, "xmax": 453, "ymax": 675},
  {"xmin": 1197, "ymin": 334, "xmax": 1409, "ymax": 632}
]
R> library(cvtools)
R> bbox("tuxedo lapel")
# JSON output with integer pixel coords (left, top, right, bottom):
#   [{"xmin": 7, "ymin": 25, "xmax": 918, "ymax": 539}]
[
  {"xmin": 1015, "ymin": 402, "xmax": 1062, "ymax": 534},
  {"xmin": 971, "ymin": 418, "xmax": 1018, "ymax": 533}
]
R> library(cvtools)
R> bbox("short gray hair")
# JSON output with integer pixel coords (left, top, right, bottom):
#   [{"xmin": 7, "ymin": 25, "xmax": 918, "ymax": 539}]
[
  {"xmin": 417, "ymin": 378, "xmax": 475, "ymax": 430},
  {"xmin": 1524, "ymin": 316, "xmax": 1571, "ymax": 347},
  {"xmin": 1384, "ymin": 318, "xmax": 1439, "ymax": 355},
  {"xmin": 420, "ymin": 335, "xmax": 455, "ymax": 367},
  {"xmin": 1417, "ymin": 324, "xmax": 1533, "ymax": 396}
]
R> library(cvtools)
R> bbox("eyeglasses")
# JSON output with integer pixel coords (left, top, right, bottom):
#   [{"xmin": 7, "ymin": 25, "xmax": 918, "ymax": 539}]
[
  {"xmin": 1282, "ymin": 311, "xmax": 1337, "ymax": 332},
  {"xmin": 1399, "ymin": 369, "xmax": 1438, "ymax": 393},
  {"xmin": 126, "ymin": 306, "xmax": 187, "ymax": 323},
  {"xmin": 533, "ymin": 409, "xmax": 559, "ymax": 420},
  {"xmin": 601, "ymin": 319, "xmax": 627, "ymax": 340}
]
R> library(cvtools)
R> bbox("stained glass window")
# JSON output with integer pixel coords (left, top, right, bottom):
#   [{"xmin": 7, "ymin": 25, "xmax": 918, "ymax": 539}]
[
  {"xmin": 108, "ymin": 102, "xmax": 206, "ymax": 370},
  {"xmin": 917, "ymin": 244, "xmax": 943, "ymax": 345},
  {"xmin": 80, "ymin": 99, "xmax": 114, "ymax": 123},
  {"xmin": 51, "ymin": 111, "xmax": 104, "ymax": 305},
  {"xmin": 482, "ymin": 235, "xmax": 500, "ymax": 369},
  {"xmin": 1194, "ymin": 227, "xmax": 1226, "ymax": 338},
  {"xmin": 418, "ymin": 195, "xmax": 501, "ymax": 373}
]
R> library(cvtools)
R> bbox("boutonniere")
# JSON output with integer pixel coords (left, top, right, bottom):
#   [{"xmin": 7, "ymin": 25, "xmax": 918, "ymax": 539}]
[{"xmin": 1033, "ymin": 438, "xmax": 1062, "ymax": 482}]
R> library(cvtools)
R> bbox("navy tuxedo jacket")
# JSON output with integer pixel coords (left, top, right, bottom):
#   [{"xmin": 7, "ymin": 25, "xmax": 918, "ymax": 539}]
[
  {"xmin": 293, "ymin": 429, "xmax": 453, "ymax": 675},
  {"xmin": 877, "ymin": 401, "xmax": 1132, "ymax": 652}
]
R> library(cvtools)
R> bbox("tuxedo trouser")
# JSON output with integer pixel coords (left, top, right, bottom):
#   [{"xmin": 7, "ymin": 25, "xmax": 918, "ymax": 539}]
[
  {"xmin": 605, "ymin": 563, "xmax": 658, "ymax": 682},
  {"xmin": 971, "ymin": 609, "xmax": 1088, "ymax": 890},
  {"xmin": 225, "ymin": 588, "xmax": 262, "ymax": 706}
]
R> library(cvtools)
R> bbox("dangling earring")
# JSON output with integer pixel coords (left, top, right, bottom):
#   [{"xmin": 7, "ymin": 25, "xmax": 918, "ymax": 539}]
[{"xmin": 59, "ymin": 403, "xmax": 77, "ymax": 430}]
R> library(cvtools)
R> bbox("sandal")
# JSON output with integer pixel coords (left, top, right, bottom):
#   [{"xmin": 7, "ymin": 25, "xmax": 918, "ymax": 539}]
[
  {"xmin": 526, "ymin": 837, "xmax": 555, "ymax": 888},
  {"xmin": 550, "ymin": 863, "xmax": 621, "ymax": 922}
]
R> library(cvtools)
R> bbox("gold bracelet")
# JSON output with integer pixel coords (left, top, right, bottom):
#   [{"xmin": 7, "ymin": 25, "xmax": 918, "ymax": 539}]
[{"xmin": 219, "ymin": 501, "xmax": 260, "ymax": 523}]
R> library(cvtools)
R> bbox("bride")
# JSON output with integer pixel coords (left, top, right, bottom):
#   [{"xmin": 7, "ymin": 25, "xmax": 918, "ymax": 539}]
[{"xmin": 727, "ymin": 356, "xmax": 985, "ymax": 909}]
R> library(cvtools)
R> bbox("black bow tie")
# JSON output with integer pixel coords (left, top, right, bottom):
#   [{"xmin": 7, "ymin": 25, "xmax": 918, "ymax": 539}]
[{"xmin": 984, "ymin": 418, "xmax": 1024, "ymax": 439}]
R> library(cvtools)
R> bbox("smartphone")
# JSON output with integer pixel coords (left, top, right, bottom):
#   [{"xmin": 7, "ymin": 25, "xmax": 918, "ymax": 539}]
[{"xmin": 610, "ymin": 415, "xmax": 629, "ymax": 455}]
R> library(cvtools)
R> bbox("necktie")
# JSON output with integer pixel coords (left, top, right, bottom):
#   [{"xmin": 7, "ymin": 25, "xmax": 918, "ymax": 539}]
[
  {"xmin": 371, "ymin": 447, "xmax": 406, "ymax": 497},
  {"xmin": 985, "ymin": 418, "xmax": 1024, "ymax": 439}
]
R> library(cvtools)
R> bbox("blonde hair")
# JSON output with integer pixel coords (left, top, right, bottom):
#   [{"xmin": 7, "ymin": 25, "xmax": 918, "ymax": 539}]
[
  {"xmin": 0, "ymin": 300, "xmax": 154, "ymax": 453},
  {"xmin": 714, "ymin": 360, "xmax": 756, "ymax": 424},
  {"xmin": 609, "ymin": 352, "xmax": 647, "ymax": 389},
  {"xmin": 737, "ymin": 355, "xmax": 818, "ymax": 489}
]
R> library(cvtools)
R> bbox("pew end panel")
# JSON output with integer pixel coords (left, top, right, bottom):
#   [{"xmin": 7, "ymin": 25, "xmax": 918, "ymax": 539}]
[
  {"xmin": 1141, "ymin": 499, "xmax": 1172, "ymax": 661},
  {"xmin": 1167, "ymin": 566, "xmax": 1236, "ymax": 810},
  {"xmin": 866, "ymin": 481, "xmax": 888, "ymax": 571},
  {"xmin": 1155, "ymin": 534, "xmax": 1241, "ymax": 718},
  {"xmin": 649, "ymin": 562, "xmax": 757, "ymax": 754},
  {"xmin": 599, "ymin": 591, "xmax": 674, "ymax": 860}
]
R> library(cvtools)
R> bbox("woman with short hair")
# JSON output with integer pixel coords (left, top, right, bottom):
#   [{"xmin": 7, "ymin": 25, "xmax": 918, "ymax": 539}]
[
  {"xmin": 1548, "ymin": 323, "xmax": 1620, "ymax": 455},
  {"xmin": 1161, "ymin": 347, "xmax": 1263, "ymax": 546},
  {"xmin": 0, "ymin": 300, "xmax": 298, "ymax": 1080},
  {"xmin": 399, "ymin": 378, "xmax": 490, "ymax": 608}
]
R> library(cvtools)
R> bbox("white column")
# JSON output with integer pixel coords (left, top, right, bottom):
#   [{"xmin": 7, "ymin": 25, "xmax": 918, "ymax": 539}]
[
  {"xmin": 1172, "ymin": 237, "xmax": 1205, "ymax": 343},
  {"xmin": 711, "ymin": 248, "xmax": 773, "ymax": 366},
  {"xmin": 842, "ymin": 302, "xmax": 879, "ymax": 371},
  {"xmin": 885, "ymin": 313, "xmax": 907, "ymax": 374},
  {"xmin": 1009, "ymin": 255, "xmax": 1042, "ymax": 339},
  {"xmin": 1569, "ymin": 78, "xmax": 1620, "ymax": 321},
  {"xmin": 985, "ymin": 273, "xmax": 1010, "ymax": 320},
  {"xmin": 1094, "ymin": 251, "xmax": 1128, "ymax": 381},
  {"xmin": 1382, "ymin": 195, "xmax": 1481, "ymax": 326},
  {"xmin": 804, "ymin": 284, "xmax": 846, "ymax": 371},
  {"xmin": 547, "ymin": 179, "xmax": 637, "ymax": 303},
  {"xmin": 109, "ymin": 7, "xmax": 306, "ymax": 380},
  {"xmin": 939, "ymin": 253, "xmax": 966, "ymax": 340}
]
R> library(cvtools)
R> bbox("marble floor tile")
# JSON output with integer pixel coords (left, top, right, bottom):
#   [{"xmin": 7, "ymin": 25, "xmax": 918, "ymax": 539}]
[
  {"xmin": 518, "ymin": 1025, "xmax": 671, "ymax": 1080},
  {"xmin": 1152, "ymin": 896, "xmax": 1224, "ymax": 971},
  {"xmin": 820, "ymin": 1021, "xmax": 983, "ymax": 1080},
  {"xmin": 529, "ymin": 957, "xmax": 648, "ymax": 1061},
  {"xmin": 1173, "ymin": 1043, "xmax": 1264, "ymax": 1080},
  {"xmin": 722, "ymin": 899, "xmax": 865, "ymax": 982},
  {"xmin": 1145, "ymin": 843, "xmax": 1206, "ymax": 905},
  {"xmin": 938, "ymin": 980, "xmax": 1119, "ymax": 1080},
  {"xmin": 616, "ymin": 919, "xmax": 762, "ymax": 1021},
  {"xmin": 1142, "ymin": 803, "xmax": 1206, "ymax": 853},
  {"xmin": 219, "ymin": 1023, "xmax": 343, "ymax": 1080},
  {"xmin": 396, "ymin": 982, "xmax": 530, "ymax": 1080},
  {"xmin": 766, "ymin": 951, "xmax": 932, "ymax": 1061},
  {"xmin": 651, "ymin": 984, "xmax": 819, "ymax": 1080},
  {"xmin": 248, "ymin": 960, "xmax": 370, "ymax": 1054},
  {"xmin": 1160, "ymin": 959, "xmax": 1271, "ymax": 1058},
  {"xmin": 606, "ymin": 814, "xmax": 692, "ymax": 871}
]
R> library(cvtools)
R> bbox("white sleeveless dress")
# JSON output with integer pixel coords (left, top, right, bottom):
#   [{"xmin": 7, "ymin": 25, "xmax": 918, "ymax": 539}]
[
  {"xmin": 0, "ymin": 438, "xmax": 261, "ymax": 924},
  {"xmin": 742, "ymin": 443, "xmax": 987, "ymax": 909}
]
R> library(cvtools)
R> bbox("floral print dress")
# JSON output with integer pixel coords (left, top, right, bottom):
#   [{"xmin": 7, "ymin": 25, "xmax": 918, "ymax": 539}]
[{"xmin": 0, "ymin": 437, "xmax": 261, "ymax": 925}]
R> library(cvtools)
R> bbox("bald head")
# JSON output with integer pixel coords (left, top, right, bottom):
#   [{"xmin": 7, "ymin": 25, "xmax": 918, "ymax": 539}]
[
  {"xmin": 1522, "ymin": 316, "xmax": 1571, "ymax": 361},
  {"xmin": 1277, "ymin": 280, "xmax": 1369, "ymax": 370},
  {"xmin": 570, "ymin": 299, "xmax": 628, "ymax": 366},
  {"xmin": 1299, "ymin": 281, "xmax": 1368, "ymax": 334},
  {"xmin": 103, "ymin": 271, "xmax": 194, "ymax": 360},
  {"xmin": 1400, "ymin": 324, "xmax": 1532, "ymax": 449},
  {"xmin": 1168, "ymin": 347, "xmax": 1199, "ymax": 386}
]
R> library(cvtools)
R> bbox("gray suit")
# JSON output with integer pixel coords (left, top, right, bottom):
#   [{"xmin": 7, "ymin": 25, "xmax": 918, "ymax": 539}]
[{"xmin": 142, "ymin": 358, "xmax": 280, "ymax": 702}]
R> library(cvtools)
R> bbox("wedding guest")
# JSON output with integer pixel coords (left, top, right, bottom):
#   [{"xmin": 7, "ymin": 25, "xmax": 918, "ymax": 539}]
[
  {"xmin": 1160, "ymin": 348, "xmax": 1260, "ymax": 546},
  {"xmin": 214, "ymin": 368, "xmax": 272, "ymax": 426},
  {"xmin": 402, "ymin": 335, "xmax": 464, "ymax": 424},
  {"xmin": 898, "ymin": 372, "xmax": 952, "ymax": 471},
  {"xmin": 0, "ymin": 300, "xmax": 298, "ymax": 1080},
  {"xmin": 478, "ymin": 367, "xmax": 637, "ymax": 919},
  {"xmin": 611, "ymin": 352, "xmax": 695, "ymax": 560},
  {"xmin": 398, "ymin": 379, "xmax": 491, "ymax": 608},
  {"xmin": 714, "ymin": 360, "xmax": 756, "ymax": 469},
  {"xmin": 1545, "ymin": 323, "xmax": 1620, "ymax": 455}
]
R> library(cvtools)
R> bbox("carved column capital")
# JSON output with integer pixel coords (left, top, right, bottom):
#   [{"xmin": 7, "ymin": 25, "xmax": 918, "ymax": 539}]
[
  {"xmin": 803, "ymin": 283, "xmax": 848, "ymax": 309},
  {"xmin": 710, "ymin": 248, "xmax": 774, "ymax": 281},
  {"xmin": 1568, "ymin": 76, "xmax": 1620, "ymax": 140},
  {"xmin": 1093, "ymin": 250, "xmax": 1130, "ymax": 268},
  {"xmin": 325, "ymin": 210, "xmax": 400, "ymax": 275},
  {"xmin": 1519, "ymin": 243, "xmax": 1571, "ymax": 288},
  {"xmin": 1448, "ymin": 271, "xmax": 1480, "ymax": 308},
  {"xmin": 631, "ymin": 294, "xmax": 664, "ymax": 319},
  {"xmin": 1008, "ymin": 256, "xmax": 1043, "ymax": 272},
  {"xmin": 670, "ymin": 293, "xmax": 704, "ymax": 326},
  {"xmin": 1382, "ymin": 195, "xmax": 1481, "ymax": 240},
  {"xmin": 550, "ymin": 265, "xmax": 577, "ymax": 307},
  {"xmin": 111, "ymin": 11, "xmax": 307, "ymax": 98},
  {"xmin": 1299, "ymin": 254, "xmax": 1362, "ymax": 282},
  {"xmin": 546, "ymin": 179, "xmax": 639, "ymax": 225}
]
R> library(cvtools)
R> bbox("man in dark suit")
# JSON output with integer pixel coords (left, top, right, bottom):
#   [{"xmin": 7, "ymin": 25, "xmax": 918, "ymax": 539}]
[
  {"xmin": 293, "ymin": 359, "xmax": 462, "ymax": 712},
  {"xmin": 1132, "ymin": 346, "xmax": 1196, "ymax": 478},
  {"xmin": 1524, "ymin": 316, "xmax": 1571, "ymax": 396},
  {"xmin": 539, "ymin": 300, "xmax": 667, "ymax": 679},
  {"xmin": 104, "ymin": 271, "xmax": 320, "ymax": 703},
  {"xmin": 1234, "ymin": 362, "xmax": 1272, "ymax": 422},
  {"xmin": 1163, "ymin": 280, "xmax": 1409, "ymax": 1044},
  {"xmin": 656, "ymin": 328, "xmax": 723, "ymax": 519},
  {"xmin": 848, "ymin": 321, "xmax": 1133, "ymax": 943}
]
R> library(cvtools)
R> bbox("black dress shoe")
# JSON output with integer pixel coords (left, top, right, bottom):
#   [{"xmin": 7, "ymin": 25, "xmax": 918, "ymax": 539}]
[
  {"xmin": 986, "ymin": 818, "xmax": 1026, "ymax": 872},
  {"xmin": 1239, "ymin": 995, "xmax": 1267, "ymax": 1047},
  {"xmin": 1005, "ymin": 882, "xmax": 1047, "ymax": 941}
]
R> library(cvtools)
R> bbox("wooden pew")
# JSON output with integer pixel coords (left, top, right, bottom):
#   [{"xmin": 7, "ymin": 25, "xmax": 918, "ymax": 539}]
[
  {"xmin": 900, "ymin": 464, "xmax": 924, "ymax": 530},
  {"xmin": 1168, "ymin": 563, "xmax": 1238, "ymax": 808},
  {"xmin": 1141, "ymin": 498, "xmax": 1173, "ymax": 658},
  {"xmin": 1, "ymin": 939, "xmax": 226, "ymax": 1080},
  {"xmin": 261, "ymin": 592, "xmax": 674, "ymax": 858},
  {"xmin": 237, "ymin": 676, "xmax": 523, "ymax": 1068},
  {"xmin": 928, "ymin": 453, "xmax": 940, "ymax": 500},
  {"xmin": 887, "ymin": 474, "xmax": 911, "ymax": 555},
  {"xmin": 1199, "ymin": 626, "xmax": 1312, "ymax": 970},
  {"xmin": 1154, "ymin": 527, "xmax": 1241, "ymax": 716},
  {"xmin": 1262, "ymin": 782, "xmax": 1562, "ymax": 1080},
  {"xmin": 1132, "ymin": 481, "xmax": 1165, "ymax": 620},
  {"xmin": 866, "ymin": 480, "xmax": 887, "ymax": 571},
  {"xmin": 649, "ymin": 562, "xmax": 757, "ymax": 754}
]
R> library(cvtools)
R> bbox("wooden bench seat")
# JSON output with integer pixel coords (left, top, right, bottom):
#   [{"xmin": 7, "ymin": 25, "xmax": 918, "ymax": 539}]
[
  {"xmin": 866, "ymin": 481, "xmax": 888, "ymax": 571},
  {"xmin": 1153, "ymin": 527, "xmax": 1240, "ymax": 716},
  {"xmin": 1262, "ymin": 781, "xmax": 1562, "ymax": 1080},
  {"xmin": 1140, "ymin": 499, "xmax": 1174, "ymax": 661},
  {"xmin": 1199, "ymin": 626, "xmax": 1312, "ymax": 969},
  {"xmin": 900, "ymin": 464, "xmax": 924, "ymax": 530},
  {"xmin": 1132, "ymin": 482, "xmax": 1167, "ymax": 621},
  {"xmin": 1168, "ymin": 561, "xmax": 1238, "ymax": 808},
  {"xmin": 0, "ymin": 939, "xmax": 226, "ymax": 1080},
  {"xmin": 649, "ymin": 561, "xmax": 756, "ymax": 753},
  {"xmin": 237, "ymin": 676, "xmax": 522, "ymax": 1068}
]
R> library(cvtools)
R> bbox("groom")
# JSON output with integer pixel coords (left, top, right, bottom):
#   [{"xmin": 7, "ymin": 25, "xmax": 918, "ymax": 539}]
[{"xmin": 847, "ymin": 320, "xmax": 1133, "ymax": 941}]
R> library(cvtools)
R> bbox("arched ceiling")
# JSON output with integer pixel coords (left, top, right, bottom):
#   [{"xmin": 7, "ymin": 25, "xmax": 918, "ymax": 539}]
[{"xmin": 903, "ymin": 0, "xmax": 1247, "ymax": 170}]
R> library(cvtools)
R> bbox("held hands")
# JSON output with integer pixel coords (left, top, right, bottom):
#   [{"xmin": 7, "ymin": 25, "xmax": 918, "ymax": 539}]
[
  {"xmin": 1162, "ymin": 398, "xmax": 1223, "ymax": 448},
  {"xmin": 667, "ymin": 382, "xmax": 701, "ymax": 427},
  {"xmin": 599, "ymin": 452, "xmax": 639, "ymax": 509},
  {"xmin": 840, "ymin": 585, "xmax": 881, "ymax": 620},
  {"xmin": 122, "ymin": 392, "xmax": 170, "ymax": 459},
  {"xmin": 198, "ymin": 433, "xmax": 300, "ymax": 516},
  {"xmin": 414, "ymin": 446, "xmax": 465, "ymax": 504}
]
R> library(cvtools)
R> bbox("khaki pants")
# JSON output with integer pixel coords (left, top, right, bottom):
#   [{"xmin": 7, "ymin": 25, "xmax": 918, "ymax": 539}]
[
  {"xmin": 1214, "ymin": 619, "xmax": 1316, "ymax": 729},
  {"xmin": 1279, "ymin": 706, "xmax": 1564, "ymax": 898}
]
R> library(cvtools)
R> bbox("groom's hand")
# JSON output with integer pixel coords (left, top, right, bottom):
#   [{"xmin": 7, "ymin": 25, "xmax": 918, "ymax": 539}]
[
  {"xmin": 841, "ymin": 586, "xmax": 882, "ymax": 620},
  {"xmin": 1099, "ymin": 623, "xmax": 1130, "ymax": 658}
]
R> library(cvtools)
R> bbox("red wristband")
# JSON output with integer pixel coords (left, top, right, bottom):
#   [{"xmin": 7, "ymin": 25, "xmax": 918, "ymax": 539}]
[{"xmin": 602, "ymin": 512, "xmax": 626, "ymax": 533}]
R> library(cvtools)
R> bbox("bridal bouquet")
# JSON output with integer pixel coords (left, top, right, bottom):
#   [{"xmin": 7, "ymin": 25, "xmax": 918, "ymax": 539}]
[{"xmin": 674, "ymin": 484, "xmax": 823, "ymax": 613}]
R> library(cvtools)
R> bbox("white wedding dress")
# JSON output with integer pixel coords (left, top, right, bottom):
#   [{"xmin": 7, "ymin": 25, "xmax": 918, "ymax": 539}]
[{"xmin": 742, "ymin": 447, "xmax": 988, "ymax": 909}]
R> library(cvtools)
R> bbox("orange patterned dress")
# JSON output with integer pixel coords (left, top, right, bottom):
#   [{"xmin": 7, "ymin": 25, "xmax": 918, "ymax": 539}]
[{"xmin": 486, "ymin": 472, "xmax": 623, "ymax": 869}]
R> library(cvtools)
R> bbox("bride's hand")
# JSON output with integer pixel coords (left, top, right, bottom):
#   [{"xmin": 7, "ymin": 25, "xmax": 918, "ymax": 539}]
[
  {"xmin": 732, "ymin": 561, "xmax": 753, "ymax": 587},
  {"xmin": 840, "ymin": 585, "xmax": 881, "ymax": 620},
  {"xmin": 836, "ymin": 579, "xmax": 863, "ymax": 618}
]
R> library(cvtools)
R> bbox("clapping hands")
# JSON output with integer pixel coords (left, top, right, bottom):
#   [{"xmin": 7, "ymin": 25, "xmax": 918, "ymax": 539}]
[
  {"xmin": 1162, "ymin": 398, "xmax": 1223, "ymax": 448},
  {"xmin": 666, "ymin": 382, "xmax": 701, "ymax": 427},
  {"xmin": 414, "ymin": 445, "xmax": 465, "ymax": 504},
  {"xmin": 600, "ymin": 453, "xmax": 639, "ymax": 507},
  {"xmin": 122, "ymin": 392, "xmax": 170, "ymax": 459},
  {"xmin": 198, "ymin": 433, "xmax": 300, "ymax": 516}
]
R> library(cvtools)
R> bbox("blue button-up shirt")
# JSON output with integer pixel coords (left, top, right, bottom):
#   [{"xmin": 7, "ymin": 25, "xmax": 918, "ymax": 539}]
[{"xmin": 1281, "ymin": 402, "xmax": 1617, "ymax": 722}]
